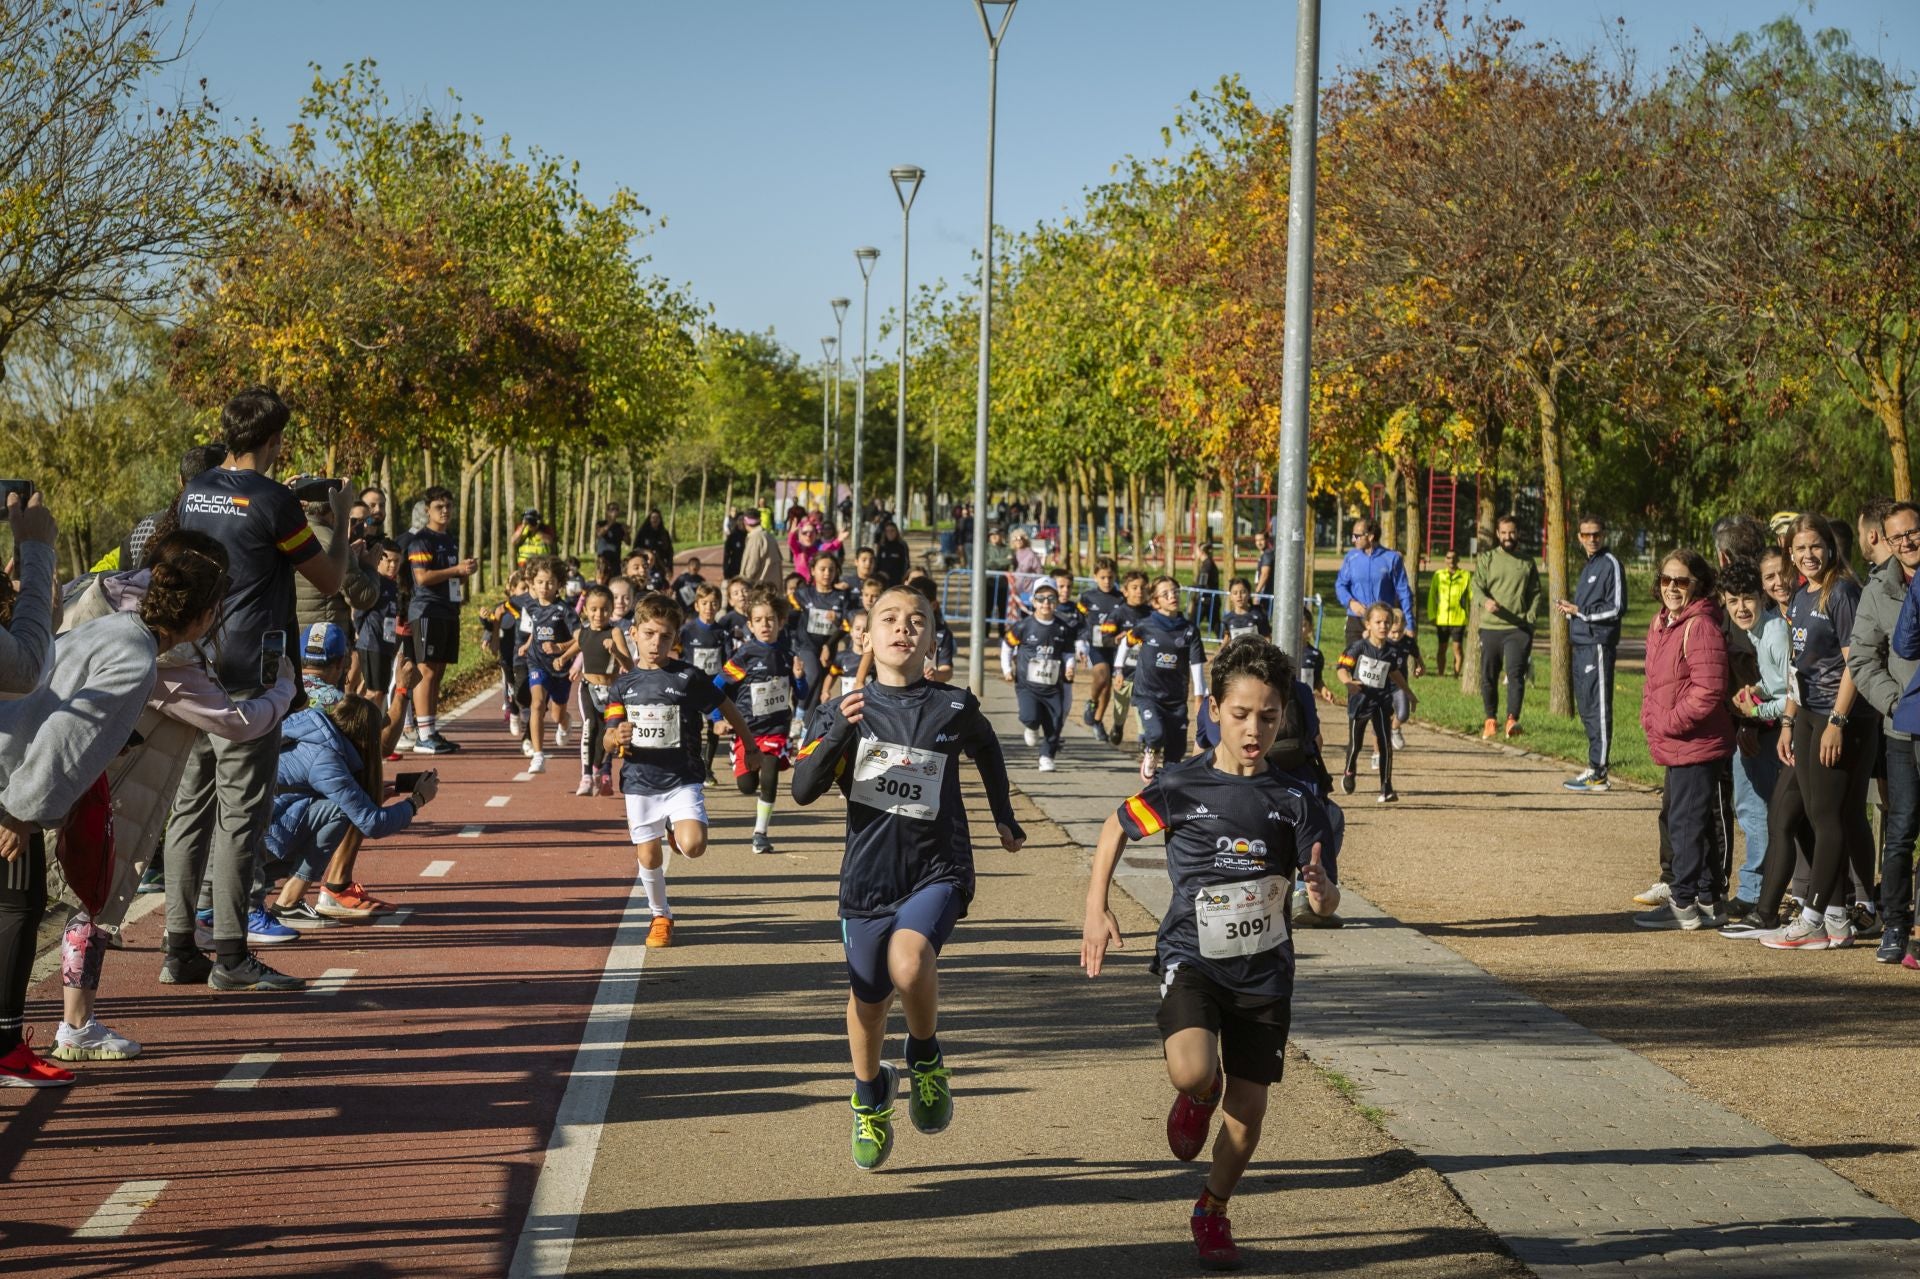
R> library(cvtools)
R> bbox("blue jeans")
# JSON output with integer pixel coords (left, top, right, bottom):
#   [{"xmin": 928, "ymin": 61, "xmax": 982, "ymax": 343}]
[
  {"xmin": 263, "ymin": 799, "xmax": 352, "ymax": 896},
  {"xmin": 1883, "ymin": 735, "xmax": 1920, "ymax": 930},
  {"xmin": 1730, "ymin": 728, "xmax": 1781, "ymax": 903}
]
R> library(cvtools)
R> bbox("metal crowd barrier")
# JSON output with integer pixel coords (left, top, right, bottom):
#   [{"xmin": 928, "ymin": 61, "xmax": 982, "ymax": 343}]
[{"xmin": 933, "ymin": 568, "xmax": 1324, "ymax": 653}]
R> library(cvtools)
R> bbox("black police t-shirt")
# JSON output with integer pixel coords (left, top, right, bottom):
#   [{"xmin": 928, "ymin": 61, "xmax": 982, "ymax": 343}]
[
  {"xmin": 678, "ymin": 617, "xmax": 728, "ymax": 678},
  {"xmin": 520, "ymin": 601, "xmax": 574, "ymax": 674},
  {"xmin": 1788, "ymin": 580, "xmax": 1860, "ymax": 714},
  {"xmin": 354, "ymin": 576, "xmax": 400, "ymax": 653},
  {"xmin": 719, "ymin": 637, "xmax": 798, "ymax": 735},
  {"xmin": 605, "ymin": 660, "xmax": 725, "ymax": 792},
  {"xmin": 1006, "ymin": 616, "xmax": 1077, "ymax": 691},
  {"xmin": 793, "ymin": 583, "xmax": 853, "ymax": 654},
  {"xmin": 1116, "ymin": 753, "xmax": 1328, "ymax": 1000},
  {"xmin": 1126, "ymin": 610, "xmax": 1207, "ymax": 705},
  {"xmin": 406, "ymin": 528, "xmax": 464, "ymax": 620},
  {"xmin": 178, "ymin": 467, "xmax": 319, "ymax": 692},
  {"xmin": 1218, "ymin": 608, "xmax": 1272, "ymax": 644},
  {"xmin": 1080, "ymin": 587, "xmax": 1127, "ymax": 653}
]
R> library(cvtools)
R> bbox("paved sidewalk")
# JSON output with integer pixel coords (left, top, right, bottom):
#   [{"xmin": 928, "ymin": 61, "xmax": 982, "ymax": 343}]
[{"xmin": 979, "ymin": 676, "xmax": 1920, "ymax": 1278}]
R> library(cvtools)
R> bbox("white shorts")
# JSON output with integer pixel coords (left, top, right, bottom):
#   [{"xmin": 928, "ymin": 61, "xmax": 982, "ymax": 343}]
[{"xmin": 624, "ymin": 785, "xmax": 708, "ymax": 844}]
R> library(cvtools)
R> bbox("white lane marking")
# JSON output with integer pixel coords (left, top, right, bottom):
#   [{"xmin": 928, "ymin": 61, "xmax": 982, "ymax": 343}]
[
  {"xmin": 214, "ymin": 1052, "xmax": 278, "ymax": 1091},
  {"xmin": 514, "ymin": 771, "xmax": 535, "ymax": 783},
  {"xmin": 72, "ymin": 1179, "xmax": 169, "ymax": 1239},
  {"xmin": 420, "ymin": 860, "xmax": 455, "ymax": 878},
  {"xmin": 307, "ymin": 967, "xmax": 357, "ymax": 997},
  {"xmin": 486, "ymin": 795, "xmax": 512, "ymax": 808},
  {"xmin": 373, "ymin": 907, "xmax": 414, "ymax": 928},
  {"xmin": 457, "ymin": 825, "xmax": 486, "ymax": 838},
  {"xmin": 506, "ymin": 871, "xmax": 651, "ymax": 1278}
]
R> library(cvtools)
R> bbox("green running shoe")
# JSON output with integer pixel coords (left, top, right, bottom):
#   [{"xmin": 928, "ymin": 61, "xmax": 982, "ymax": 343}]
[
  {"xmin": 850, "ymin": 1062, "xmax": 899, "ymax": 1171},
  {"xmin": 908, "ymin": 1055, "xmax": 953, "ymax": 1135}
]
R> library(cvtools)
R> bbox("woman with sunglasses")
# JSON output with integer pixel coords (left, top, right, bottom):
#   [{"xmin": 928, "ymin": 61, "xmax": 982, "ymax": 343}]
[
  {"xmin": 1762, "ymin": 514, "xmax": 1878, "ymax": 950},
  {"xmin": 1635, "ymin": 550, "xmax": 1735, "ymax": 929}
]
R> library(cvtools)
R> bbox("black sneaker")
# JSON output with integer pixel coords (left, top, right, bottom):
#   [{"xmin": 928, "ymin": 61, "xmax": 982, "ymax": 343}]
[
  {"xmin": 1850, "ymin": 904, "xmax": 1884, "ymax": 940},
  {"xmin": 268, "ymin": 900, "xmax": 330, "ymax": 931},
  {"xmin": 1091, "ymin": 723, "xmax": 1110, "ymax": 744},
  {"xmin": 158, "ymin": 950, "xmax": 212, "ymax": 985},
  {"xmin": 1724, "ymin": 897, "xmax": 1756, "ymax": 922},
  {"xmin": 1875, "ymin": 924, "xmax": 1910, "ymax": 964},
  {"xmin": 751, "ymin": 833, "xmax": 777, "ymax": 855},
  {"xmin": 1340, "ymin": 771, "xmax": 1356, "ymax": 795},
  {"xmin": 413, "ymin": 733, "xmax": 461, "ymax": 756},
  {"xmin": 208, "ymin": 954, "xmax": 306, "ymax": 992},
  {"xmin": 1081, "ymin": 700, "xmax": 1097, "ymax": 727}
]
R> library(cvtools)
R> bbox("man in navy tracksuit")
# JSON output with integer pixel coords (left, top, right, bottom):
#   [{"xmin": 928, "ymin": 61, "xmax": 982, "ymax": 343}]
[{"xmin": 1556, "ymin": 515, "xmax": 1625, "ymax": 792}]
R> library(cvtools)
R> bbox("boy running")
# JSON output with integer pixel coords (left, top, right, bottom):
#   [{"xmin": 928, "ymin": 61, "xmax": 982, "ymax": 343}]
[
  {"xmin": 717, "ymin": 585, "xmax": 801, "ymax": 853},
  {"xmin": 1336, "ymin": 603, "xmax": 1415, "ymax": 803},
  {"xmin": 604, "ymin": 594, "xmax": 758, "ymax": 948},
  {"xmin": 559, "ymin": 586, "xmax": 626, "ymax": 796},
  {"xmin": 1107, "ymin": 570, "xmax": 1151, "ymax": 748},
  {"xmin": 1001, "ymin": 584, "xmax": 1078, "ymax": 772},
  {"xmin": 1080, "ymin": 557, "xmax": 1126, "ymax": 742},
  {"xmin": 517, "ymin": 561, "xmax": 575, "ymax": 776},
  {"xmin": 679, "ymin": 584, "xmax": 731, "ymax": 783},
  {"xmin": 1117, "ymin": 575, "xmax": 1208, "ymax": 782},
  {"xmin": 1081, "ymin": 638, "xmax": 1338, "ymax": 1270},
  {"xmin": 792, "ymin": 586, "xmax": 1026, "ymax": 1171}
]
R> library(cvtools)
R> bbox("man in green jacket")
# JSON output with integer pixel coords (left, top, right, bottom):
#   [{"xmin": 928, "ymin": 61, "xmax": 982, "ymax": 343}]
[{"xmin": 1476, "ymin": 515, "xmax": 1541, "ymax": 740}]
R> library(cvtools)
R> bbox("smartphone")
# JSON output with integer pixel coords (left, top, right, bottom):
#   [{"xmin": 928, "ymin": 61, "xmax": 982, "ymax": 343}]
[
  {"xmin": 291, "ymin": 476, "xmax": 343, "ymax": 503},
  {"xmin": 393, "ymin": 771, "xmax": 426, "ymax": 794},
  {"xmin": 261, "ymin": 630, "xmax": 286, "ymax": 687},
  {"xmin": 0, "ymin": 479, "xmax": 35, "ymax": 504}
]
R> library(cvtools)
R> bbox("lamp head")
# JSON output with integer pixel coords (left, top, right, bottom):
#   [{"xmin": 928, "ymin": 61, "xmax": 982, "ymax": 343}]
[
  {"xmin": 891, "ymin": 165, "xmax": 925, "ymax": 212},
  {"xmin": 854, "ymin": 247, "xmax": 880, "ymax": 280},
  {"xmin": 831, "ymin": 298, "xmax": 850, "ymax": 323},
  {"xmin": 975, "ymin": 0, "xmax": 1016, "ymax": 47}
]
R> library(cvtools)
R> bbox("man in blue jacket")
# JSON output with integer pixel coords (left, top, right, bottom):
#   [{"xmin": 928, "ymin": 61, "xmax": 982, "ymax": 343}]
[
  {"xmin": 1557, "ymin": 515, "xmax": 1625, "ymax": 793},
  {"xmin": 1334, "ymin": 517, "xmax": 1415, "ymax": 648}
]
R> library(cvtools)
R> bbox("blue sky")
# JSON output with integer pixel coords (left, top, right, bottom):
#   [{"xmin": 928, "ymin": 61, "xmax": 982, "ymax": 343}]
[{"xmin": 179, "ymin": 1, "xmax": 1920, "ymax": 362}]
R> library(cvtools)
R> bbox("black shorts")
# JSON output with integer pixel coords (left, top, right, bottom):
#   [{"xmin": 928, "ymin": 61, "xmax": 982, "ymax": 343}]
[
  {"xmin": 358, "ymin": 644, "xmax": 394, "ymax": 695},
  {"xmin": 1156, "ymin": 962, "xmax": 1291, "ymax": 1085},
  {"xmin": 1087, "ymin": 646, "xmax": 1117, "ymax": 671},
  {"xmin": 412, "ymin": 616, "xmax": 460, "ymax": 665},
  {"xmin": 1434, "ymin": 625, "xmax": 1462, "ymax": 647}
]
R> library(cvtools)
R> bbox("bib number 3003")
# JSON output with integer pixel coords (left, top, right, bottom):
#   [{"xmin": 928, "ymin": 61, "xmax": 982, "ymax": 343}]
[
  {"xmin": 849, "ymin": 737, "xmax": 947, "ymax": 822},
  {"xmin": 1194, "ymin": 877, "xmax": 1289, "ymax": 959}
]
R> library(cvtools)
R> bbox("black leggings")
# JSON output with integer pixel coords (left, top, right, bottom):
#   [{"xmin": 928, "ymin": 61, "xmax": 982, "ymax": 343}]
[
  {"xmin": 798, "ymin": 646, "xmax": 829, "ymax": 711},
  {"xmin": 1761, "ymin": 713, "xmax": 1876, "ymax": 914},
  {"xmin": 736, "ymin": 749, "xmax": 780, "ymax": 803},
  {"xmin": 1479, "ymin": 627, "xmax": 1532, "ymax": 721},
  {"xmin": 1345, "ymin": 698, "xmax": 1394, "ymax": 794},
  {"xmin": 0, "ymin": 834, "xmax": 49, "ymax": 1055},
  {"xmin": 577, "ymin": 681, "xmax": 612, "ymax": 773}
]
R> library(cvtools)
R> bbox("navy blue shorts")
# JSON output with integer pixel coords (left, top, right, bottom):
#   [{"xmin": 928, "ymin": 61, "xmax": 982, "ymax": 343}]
[
  {"xmin": 841, "ymin": 881, "xmax": 963, "ymax": 1005},
  {"xmin": 1136, "ymin": 697, "xmax": 1190, "ymax": 754}
]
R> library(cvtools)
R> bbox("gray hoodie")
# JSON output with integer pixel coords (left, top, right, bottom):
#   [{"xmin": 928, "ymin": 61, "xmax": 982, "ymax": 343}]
[
  {"xmin": 0, "ymin": 611, "xmax": 157, "ymax": 826},
  {"xmin": 0, "ymin": 540, "xmax": 56, "ymax": 696},
  {"xmin": 1846, "ymin": 554, "xmax": 1914, "ymax": 741}
]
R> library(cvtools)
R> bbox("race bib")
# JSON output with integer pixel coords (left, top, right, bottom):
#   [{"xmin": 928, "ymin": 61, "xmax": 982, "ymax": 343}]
[
  {"xmin": 748, "ymin": 679, "xmax": 791, "ymax": 718},
  {"xmin": 623, "ymin": 701, "xmax": 677, "ymax": 748},
  {"xmin": 1195, "ymin": 877, "xmax": 1289, "ymax": 959},
  {"xmin": 807, "ymin": 605, "xmax": 836, "ymax": 637},
  {"xmin": 692, "ymin": 648, "xmax": 722, "ymax": 675},
  {"xmin": 382, "ymin": 616, "xmax": 397, "ymax": 643},
  {"xmin": 448, "ymin": 578, "xmax": 465, "ymax": 604},
  {"xmin": 849, "ymin": 738, "xmax": 947, "ymax": 821},
  {"xmin": 1356, "ymin": 655, "xmax": 1390, "ymax": 688},
  {"xmin": 1229, "ymin": 625, "xmax": 1256, "ymax": 642},
  {"xmin": 1027, "ymin": 657, "xmax": 1062, "ymax": 687},
  {"xmin": 841, "ymin": 674, "xmax": 858, "ymax": 697}
]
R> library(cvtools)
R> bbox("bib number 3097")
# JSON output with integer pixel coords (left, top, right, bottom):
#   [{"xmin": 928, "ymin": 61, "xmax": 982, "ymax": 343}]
[
  {"xmin": 1194, "ymin": 877, "xmax": 1288, "ymax": 959},
  {"xmin": 849, "ymin": 737, "xmax": 946, "ymax": 822}
]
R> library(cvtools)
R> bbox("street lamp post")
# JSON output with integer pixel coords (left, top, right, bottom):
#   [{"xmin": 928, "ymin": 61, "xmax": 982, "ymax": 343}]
[
  {"xmin": 967, "ymin": 0, "xmax": 1016, "ymax": 696},
  {"xmin": 1271, "ymin": 0, "xmax": 1321, "ymax": 659},
  {"xmin": 853, "ymin": 247, "xmax": 880, "ymax": 548},
  {"xmin": 819, "ymin": 336, "xmax": 836, "ymax": 511},
  {"xmin": 890, "ymin": 165, "xmax": 924, "ymax": 530},
  {"xmin": 831, "ymin": 298, "xmax": 849, "ymax": 522}
]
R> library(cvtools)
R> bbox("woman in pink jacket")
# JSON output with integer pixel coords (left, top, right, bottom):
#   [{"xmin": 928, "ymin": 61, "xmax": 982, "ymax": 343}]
[{"xmin": 1636, "ymin": 548, "xmax": 1735, "ymax": 931}]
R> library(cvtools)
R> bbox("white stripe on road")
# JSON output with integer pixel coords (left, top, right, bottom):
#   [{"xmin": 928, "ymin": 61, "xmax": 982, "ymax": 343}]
[
  {"xmin": 457, "ymin": 825, "xmax": 486, "ymax": 838},
  {"xmin": 372, "ymin": 907, "xmax": 414, "ymax": 928},
  {"xmin": 514, "ymin": 771, "xmax": 535, "ymax": 782},
  {"xmin": 420, "ymin": 860, "xmax": 455, "ymax": 878},
  {"xmin": 72, "ymin": 1179, "xmax": 169, "ymax": 1239},
  {"xmin": 485, "ymin": 795, "xmax": 512, "ymax": 808},
  {"xmin": 506, "ymin": 870, "xmax": 652, "ymax": 1278},
  {"xmin": 213, "ymin": 1053, "xmax": 278, "ymax": 1091},
  {"xmin": 307, "ymin": 967, "xmax": 356, "ymax": 997}
]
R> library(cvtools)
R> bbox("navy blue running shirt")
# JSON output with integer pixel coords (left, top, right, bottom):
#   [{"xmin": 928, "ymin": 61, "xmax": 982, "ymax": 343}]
[
  {"xmin": 1005, "ymin": 616, "xmax": 1078, "ymax": 690},
  {"xmin": 1788, "ymin": 579, "xmax": 1860, "ymax": 714},
  {"xmin": 605, "ymin": 660, "xmax": 726, "ymax": 792},
  {"xmin": 1081, "ymin": 586, "xmax": 1127, "ymax": 655},
  {"xmin": 520, "ymin": 601, "xmax": 574, "ymax": 675},
  {"xmin": 678, "ymin": 617, "xmax": 729, "ymax": 678},
  {"xmin": 1124, "ymin": 610, "xmax": 1207, "ymax": 705},
  {"xmin": 406, "ymin": 527, "xmax": 464, "ymax": 620},
  {"xmin": 719, "ymin": 637, "xmax": 798, "ymax": 736},
  {"xmin": 178, "ymin": 467, "xmax": 320, "ymax": 691},
  {"xmin": 1117, "ymin": 753, "xmax": 1328, "ymax": 1000},
  {"xmin": 792, "ymin": 680, "xmax": 1024, "ymax": 919}
]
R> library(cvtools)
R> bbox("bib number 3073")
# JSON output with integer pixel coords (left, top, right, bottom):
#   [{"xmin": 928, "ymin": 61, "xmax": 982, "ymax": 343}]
[
  {"xmin": 849, "ymin": 737, "xmax": 946, "ymax": 822},
  {"xmin": 1194, "ymin": 877, "xmax": 1288, "ymax": 959}
]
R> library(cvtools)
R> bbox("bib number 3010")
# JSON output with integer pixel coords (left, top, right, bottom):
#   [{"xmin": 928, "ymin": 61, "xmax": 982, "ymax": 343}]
[
  {"xmin": 849, "ymin": 737, "xmax": 946, "ymax": 822},
  {"xmin": 1194, "ymin": 877, "xmax": 1288, "ymax": 959}
]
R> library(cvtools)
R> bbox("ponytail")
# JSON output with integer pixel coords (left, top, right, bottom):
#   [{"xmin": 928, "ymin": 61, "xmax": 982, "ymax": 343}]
[{"xmin": 140, "ymin": 530, "xmax": 229, "ymax": 638}]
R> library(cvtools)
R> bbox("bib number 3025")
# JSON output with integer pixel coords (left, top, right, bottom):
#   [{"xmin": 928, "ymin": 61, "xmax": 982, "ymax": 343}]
[
  {"xmin": 849, "ymin": 737, "xmax": 947, "ymax": 822},
  {"xmin": 1194, "ymin": 877, "xmax": 1288, "ymax": 959}
]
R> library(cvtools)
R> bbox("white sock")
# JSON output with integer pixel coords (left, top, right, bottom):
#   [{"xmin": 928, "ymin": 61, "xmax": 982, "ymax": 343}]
[
  {"xmin": 1824, "ymin": 904, "xmax": 1849, "ymax": 923},
  {"xmin": 419, "ymin": 715, "xmax": 437, "ymax": 739},
  {"xmin": 755, "ymin": 801, "xmax": 773, "ymax": 835},
  {"xmin": 638, "ymin": 865, "xmax": 669, "ymax": 918},
  {"xmin": 1801, "ymin": 905, "xmax": 1824, "ymax": 925}
]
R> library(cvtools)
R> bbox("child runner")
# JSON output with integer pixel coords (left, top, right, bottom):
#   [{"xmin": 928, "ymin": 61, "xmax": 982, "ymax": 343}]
[
  {"xmin": 1080, "ymin": 557, "xmax": 1127, "ymax": 740},
  {"xmin": 1117, "ymin": 575, "xmax": 1208, "ymax": 782},
  {"xmin": 825, "ymin": 610, "xmax": 871, "ymax": 701},
  {"xmin": 718, "ymin": 585, "xmax": 801, "ymax": 853},
  {"xmin": 1386, "ymin": 607, "xmax": 1423, "ymax": 750},
  {"xmin": 353, "ymin": 541, "xmax": 402, "ymax": 700},
  {"xmin": 1299, "ymin": 615, "xmax": 1333, "ymax": 704},
  {"xmin": 791, "ymin": 585, "xmax": 1026, "ymax": 1171},
  {"xmin": 517, "ymin": 560, "xmax": 575, "ymax": 776},
  {"xmin": 1336, "ymin": 602, "xmax": 1414, "ymax": 803},
  {"xmin": 792, "ymin": 553, "xmax": 854, "ymax": 711},
  {"xmin": 1001, "ymin": 583, "xmax": 1077, "ymax": 772},
  {"xmin": 860, "ymin": 575, "xmax": 886, "ymax": 615},
  {"xmin": 603, "ymin": 594, "xmax": 759, "ymax": 948},
  {"xmin": 1080, "ymin": 638, "xmax": 1338, "ymax": 1270},
  {"xmin": 671, "ymin": 557, "xmax": 708, "ymax": 609},
  {"xmin": 560, "ymin": 585, "xmax": 625, "ymax": 796},
  {"xmin": 911, "ymin": 575, "xmax": 957, "ymax": 683},
  {"xmin": 1216, "ymin": 578, "xmax": 1271, "ymax": 646},
  {"xmin": 1107, "ymin": 570, "xmax": 1151, "ymax": 748},
  {"xmin": 680, "ymin": 583, "xmax": 731, "ymax": 783},
  {"xmin": 717, "ymin": 577, "xmax": 750, "ymax": 643}
]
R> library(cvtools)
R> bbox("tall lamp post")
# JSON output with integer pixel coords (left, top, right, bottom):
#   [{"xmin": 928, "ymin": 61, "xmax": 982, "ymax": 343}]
[
  {"xmin": 1270, "ymin": 0, "xmax": 1321, "ymax": 659},
  {"xmin": 853, "ymin": 247, "xmax": 880, "ymax": 547},
  {"xmin": 831, "ymin": 297, "xmax": 849, "ymax": 520},
  {"xmin": 819, "ymin": 336, "xmax": 836, "ymax": 511},
  {"xmin": 890, "ymin": 165, "xmax": 924, "ymax": 529},
  {"xmin": 967, "ymin": 0, "xmax": 1015, "ymax": 696}
]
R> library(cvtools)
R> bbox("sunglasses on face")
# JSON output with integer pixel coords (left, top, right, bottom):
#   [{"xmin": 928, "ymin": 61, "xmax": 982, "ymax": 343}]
[{"xmin": 1658, "ymin": 574, "xmax": 1693, "ymax": 589}]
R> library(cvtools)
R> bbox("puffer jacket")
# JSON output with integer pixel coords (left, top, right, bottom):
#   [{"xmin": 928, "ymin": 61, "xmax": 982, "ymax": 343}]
[
  {"xmin": 268, "ymin": 706, "xmax": 417, "ymax": 851},
  {"xmin": 1849, "ymin": 555, "xmax": 1915, "ymax": 740},
  {"xmin": 293, "ymin": 519, "xmax": 380, "ymax": 633},
  {"xmin": 1641, "ymin": 595, "xmax": 1735, "ymax": 767}
]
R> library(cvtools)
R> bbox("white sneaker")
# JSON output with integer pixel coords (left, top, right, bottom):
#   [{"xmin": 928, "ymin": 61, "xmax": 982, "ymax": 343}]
[
  {"xmin": 1571, "ymin": 767, "xmax": 1594, "ymax": 783},
  {"xmin": 1391, "ymin": 727, "xmax": 1406, "ymax": 750},
  {"xmin": 397, "ymin": 732, "xmax": 417, "ymax": 752},
  {"xmin": 1632, "ymin": 881, "xmax": 1672, "ymax": 907},
  {"xmin": 574, "ymin": 774, "xmax": 594, "ymax": 796},
  {"xmin": 1024, "ymin": 727, "xmax": 1039, "ymax": 748},
  {"xmin": 528, "ymin": 752, "xmax": 547, "ymax": 774},
  {"xmin": 521, "ymin": 737, "xmax": 536, "ymax": 758},
  {"xmin": 508, "ymin": 711, "xmax": 523, "ymax": 737},
  {"xmin": 1037, "ymin": 755, "xmax": 1056, "ymax": 773},
  {"xmin": 52, "ymin": 1019, "xmax": 142, "ymax": 1062},
  {"xmin": 554, "ymin": 724, "xmax": 569, "ymax": 748}
]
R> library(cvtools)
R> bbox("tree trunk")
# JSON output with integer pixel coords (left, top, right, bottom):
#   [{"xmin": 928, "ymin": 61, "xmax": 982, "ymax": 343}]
[
  {"xmin": 667, "ymin": 476, "xmax": 681, "ymax": 540},
  {"xmin": 1400, "ymin": 451, "xmax": 1424, "ymax": 576},
  {"xmin": 1535, "ymin": 378, "xmax": 1573, "ymax": 718},
  {"xmin": 644, "ymin": 465, "xmax": 654, "ymax": 516},
  {"xmin": 1872, "ymin": 375, "xmax": 1913, "ymax": 502},
  {"xmin": 1102, "ymin": 460, "xmax": 1119, "ymax": 565},
  {"xmin": 491, "ymin": 447, "xmax": 504, "ymax": 587},
  {"xmin": 422, "ymin": 447, "xmax": 435, "ymax": 491},
  {"xmin": 1161, "ymin": 461, "xmax": 1177, "ymax": 576},
  {"xmin": 698, "ymin": 464, "xmax": 710, "ymax": 545},
  {"xmin": 1129, "ymin": 470, "xmax": 1145, "ymax": 567},
  {"xmin": 1379, "ymin": 464, "xmax": 1400, "ymax": 552},
  {"xmin": 723, "ymin": 475, "xmax": 735, "ymax": 528}
]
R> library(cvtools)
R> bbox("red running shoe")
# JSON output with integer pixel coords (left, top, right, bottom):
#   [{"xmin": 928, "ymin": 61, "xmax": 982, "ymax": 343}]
[
  {"xmin": 1190, "ymin": 1197, "xmax": 1242, "ymax": 1271},
  {"xmin": 0, "ymin": 1031, "xmax": 76, "ymax": 1088},
  {"xmin": 1167, "ymin": 1070, "xmax": 1222, "ymax": 1161}
]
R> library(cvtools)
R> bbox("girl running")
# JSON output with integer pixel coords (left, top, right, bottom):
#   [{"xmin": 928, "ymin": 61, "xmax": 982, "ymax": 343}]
[
  {"xmin": 516, "ymin": 561, "xmax": 575, "ymax": 776},
  {"xmin": 560, "ymin": 586, "xmax": 626, "ymax": 797},
  {"xmin": 1081, "ymin": 638, "xmax": 1337, "ymax": 1270},
  {"xmin": 792, "ymin": 553, "xmax": 854, "ymax": 711},
  {"xmin": 717, "ymin": 585, "xmax": 801, "ymax": 854},
  {"xmin": 1001, "ymin": 584, "xmax": 1077, "ymax": 772},
  {"xmin": 679, "ymin": 584, "xmax": 731, "ymax": 783},
  {"xmin": 1336, "ymin": 603, "xmax": 1413, "ymax": 803},
  {"xmin": 1117, "ymin": 575, "xmax": 1208, "ymax": 782},
  {"xmin": 1216, "ymin": 578, "xmax": 1270, "ymax": 646},
  {"xmin": 791, "ymin": 585, "xmax": 1025, "ymax": 1172}
]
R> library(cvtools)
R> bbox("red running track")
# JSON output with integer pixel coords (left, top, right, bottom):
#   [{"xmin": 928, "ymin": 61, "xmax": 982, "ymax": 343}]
[{"xmin": 0, "ymin": 696, "xmax": 643, "ymax": 1278}]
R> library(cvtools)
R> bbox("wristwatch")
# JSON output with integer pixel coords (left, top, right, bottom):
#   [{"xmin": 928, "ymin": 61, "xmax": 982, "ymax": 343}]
[{"xmin": 1827, "ymin": 712, "xmax": 1850, "ymax": 728}]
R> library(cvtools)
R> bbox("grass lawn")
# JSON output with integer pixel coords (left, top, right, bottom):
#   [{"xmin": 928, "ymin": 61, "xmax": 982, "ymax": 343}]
[{"xmin": 1403, "ymin": 666, "xmax": 1660, "ymax": 789}]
